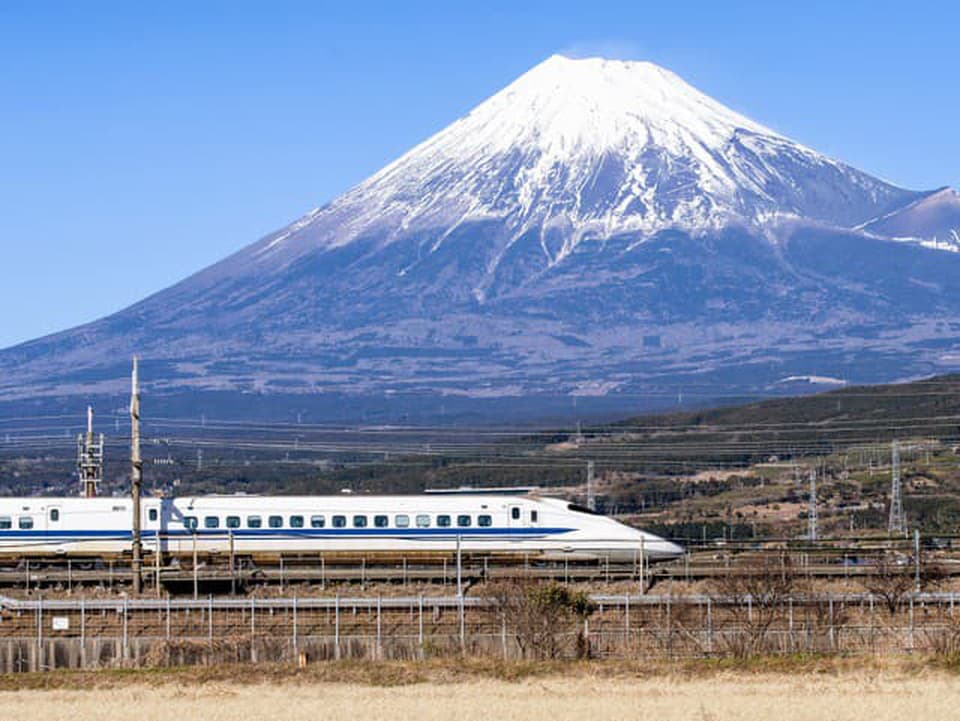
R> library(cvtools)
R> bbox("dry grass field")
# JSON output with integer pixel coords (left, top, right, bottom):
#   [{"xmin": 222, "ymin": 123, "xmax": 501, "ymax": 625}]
[{"xmin": 0, "ymin": 661, "xmax": 958, "ymax": 721}]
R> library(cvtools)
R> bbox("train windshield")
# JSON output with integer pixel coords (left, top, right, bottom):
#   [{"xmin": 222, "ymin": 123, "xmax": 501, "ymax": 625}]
[{"xmin": 567, "ymin": 503, "xmax": 603, "ymax": 516}]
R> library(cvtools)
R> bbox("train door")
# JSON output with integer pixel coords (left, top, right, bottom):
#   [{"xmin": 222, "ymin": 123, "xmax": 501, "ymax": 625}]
[
  {"xmin": 144, "ymin": 501, "xmax": 161, "ymax": 552},
  {"xmin": 508, "ymin": 504, "xmax": 522, "ymax": 530},
  {"xmin": 46, "ymin": 505, "xmax": 62, "ymax": 532}
]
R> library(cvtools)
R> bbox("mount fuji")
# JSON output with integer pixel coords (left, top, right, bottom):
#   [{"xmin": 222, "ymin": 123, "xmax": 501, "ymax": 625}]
[{"xmin": 3, "ymin": 55, "xmax": 960, "ymax": 422}]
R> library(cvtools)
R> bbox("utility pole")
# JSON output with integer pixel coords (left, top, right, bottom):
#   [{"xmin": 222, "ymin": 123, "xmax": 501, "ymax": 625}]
[
  {"xmin": 888, "ymin": 440, "xmax": 906, "ymax": 536},
  {"xmin": 586, "ymin": 460, "xmax": 596, "ymax": 511},
  {"xmin": 76, "ymin": 406, "xmax": 103, "ymax": 498},
  {"xmin": 130, "ymin": 357, "xmax": 143, "ymax": 595},
  {"xmin": 808, "ymin": 469, "xmax": 818, "ymax": 541}
]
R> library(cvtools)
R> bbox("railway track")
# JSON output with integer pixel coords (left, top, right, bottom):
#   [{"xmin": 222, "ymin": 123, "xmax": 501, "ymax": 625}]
[{"xmin": 0, "ymin": 543, "xmax": 955, "ymax": 593}]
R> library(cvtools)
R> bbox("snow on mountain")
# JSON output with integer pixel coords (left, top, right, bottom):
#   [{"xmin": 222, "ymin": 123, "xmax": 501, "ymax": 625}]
[
  {"xmin": 859, "ymin": 187, "xmax": 960, "ymax": 250},
  {"xmin": 246, "ymin": 55, "xmax": 919, "ymax": 273},
  {"xmin": 0, "ymin": 55, "xmax": 958, "ymax": 422}
]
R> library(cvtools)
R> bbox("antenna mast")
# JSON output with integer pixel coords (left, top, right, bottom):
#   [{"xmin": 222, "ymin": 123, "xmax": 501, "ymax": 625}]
[
  {"xmin": 130, "ymin": 357, "xmax": 143, "ymax": 594},
  {"xmin": 76, "ymin": 406, "xmax": 103, "ymax": 498}
]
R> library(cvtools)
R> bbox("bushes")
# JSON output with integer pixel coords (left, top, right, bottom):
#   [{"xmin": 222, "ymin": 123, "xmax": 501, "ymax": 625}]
[{"xmin": 483, "ymin": 581, "xmax": 596, "ymax": 659}]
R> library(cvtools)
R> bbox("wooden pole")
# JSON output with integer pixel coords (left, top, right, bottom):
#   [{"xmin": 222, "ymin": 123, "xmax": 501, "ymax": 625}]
[
  {"xmin": 155, "ymin": 532, "xmax": 161, "ymax": 598},
  {"xmin": 229, "ymin": 530, "xmax": 236, "ymax": 597},
  {"xmin": 130, "ymin": 357, "xmax": 143, "ymax": 595},
  {"xmin": 192, "ymin": 531, "xmax": 199, "ymax": 601}
]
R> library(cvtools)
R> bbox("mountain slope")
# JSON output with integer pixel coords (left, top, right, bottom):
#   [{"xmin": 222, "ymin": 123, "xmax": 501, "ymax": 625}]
[
  {"xmin": 861, "ymin": 187, "xmax": 960, "ymax": 248},
  {"xmin": 1, "ymin": 55, "xmax": 958, "ymax": 421}
]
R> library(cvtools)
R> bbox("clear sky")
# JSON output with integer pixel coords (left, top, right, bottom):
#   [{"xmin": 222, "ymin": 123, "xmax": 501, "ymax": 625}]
[{"xmin": 1, "ymin": 0, "xmax": 957, "ymax": 349}]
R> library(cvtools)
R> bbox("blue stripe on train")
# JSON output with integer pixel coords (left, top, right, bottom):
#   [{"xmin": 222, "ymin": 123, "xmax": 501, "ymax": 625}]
[{"xmin": 0, "ymin": 527, "xmax": 574, "ymax": 540}]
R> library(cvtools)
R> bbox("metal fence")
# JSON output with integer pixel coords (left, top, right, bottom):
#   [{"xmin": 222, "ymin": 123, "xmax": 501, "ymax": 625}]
[{"xmin": 2, "ymin": 591, "xmax": 960, "ymax": 671}]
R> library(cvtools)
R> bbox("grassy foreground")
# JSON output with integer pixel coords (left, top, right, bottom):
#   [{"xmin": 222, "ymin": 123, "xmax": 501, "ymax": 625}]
[{"xmin": 1, "ymin": 657, "xmax": 960, "ymax": 720}]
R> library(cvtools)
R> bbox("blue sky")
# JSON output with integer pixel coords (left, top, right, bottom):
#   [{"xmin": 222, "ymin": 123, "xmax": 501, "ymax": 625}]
[{"xmin": 1, "ymin": 0, "xmax": 957, "ymax": 349}]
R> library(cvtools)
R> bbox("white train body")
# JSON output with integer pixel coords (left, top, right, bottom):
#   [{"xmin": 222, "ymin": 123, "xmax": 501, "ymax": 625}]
[{"xmin": 0, "ymin": 494, "xmax": 683, "ymax": 562}]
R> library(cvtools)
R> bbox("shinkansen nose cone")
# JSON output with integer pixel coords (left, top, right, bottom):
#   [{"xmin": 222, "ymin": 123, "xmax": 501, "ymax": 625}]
[
  {"xmin": 640, "ymin": 534, "xmax": 684, "ymax": 560},
  {"xmin": 653, "ymin": 539, "xmax": 685, "ymax": 560}
]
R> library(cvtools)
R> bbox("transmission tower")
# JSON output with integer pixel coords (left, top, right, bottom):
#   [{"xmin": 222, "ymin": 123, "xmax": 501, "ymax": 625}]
[
  {"xmin": 808, "ymin": 468, "xmax": 818, "ymax": 541},
  {"xmin": 76, "ymin": 406, "xmax": 104, "ymax": 498},
  {"xmin": 888, "ymin": 440, "xmax": 906, "ymax": 535}
]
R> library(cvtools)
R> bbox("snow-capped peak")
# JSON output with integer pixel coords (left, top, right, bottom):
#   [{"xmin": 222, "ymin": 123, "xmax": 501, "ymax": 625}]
[
  {"xmin": 443, "ymin": 54, "xmax": 778, "ymax": 159},
  {"xmin": 253, "ymin": 55, "xmax": 918, "ymax": 264}
]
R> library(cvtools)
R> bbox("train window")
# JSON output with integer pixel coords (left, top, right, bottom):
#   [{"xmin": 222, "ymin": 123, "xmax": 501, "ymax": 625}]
[
  {"xmin": 332, "ymin": 515, "xmax": 346, "ymax": 528},
  {"xmin": 204, "ymin": 516, "xmax": 220, "ymax": 529},
  {"xmin": 416, "ymin": 514, "xmax": 430, "ymax": 528},
  {"xmin": 374, "ymin": 515, "xmax": 388, "ymax": 528},
  {"xmin": 247, "ymin": 515, "xmax": 262, "ymax": 529},
  {"xmin": 353, "ymin": 515, "xmax": 368, "ymax": 528},
  {"xmin": 395, "ymin": 514, "xmax": 410, "ymax": 528},
  {"xmin": 49, "ymin": 509, "xmax": 60, "ymax": 522},
  {"xmin": 226, "ymin": 516, "xmax": 241, "ymax": 529},
  {"xmin": 0, "ymin": 516, "xmax": 10, "ymax": 529},
  {"xmin": 268, "ymin": 515, "xmax": 283, "ymax": 529},
  {"xmin": 290, "ymin": 515, "xmax": 304, "ymax": 528},
  {"xmin": 148, "ymin": 508, "xmax": 158, "ymax": 522},
  {"xmin": 310, "ymin": 515, "xmax": 325, "ymax": 528},
  {"xmin": 511, "ymin": 507, "xmax": 521, "ymax": 520},
  {"xmin": 437, "ymin": 515, "xmax": 451, "ymax": 527},
  {"xmin": 530, "ymin": 510, "xmax": 538, "ymax": 523},
  {"xmin": 183, "ymin": 516, "xmax": 198, "ymax": 530},
  {"xmin": 457, "ymin": 515, "xmax": 472, "ymax": 527},
  {"xmin": 478, "ymin": 514, "xmax": 492, "ymax": 527},
  {"xmin": 18, "ymin": 517, "xmax": 33, "ymax": 530}
]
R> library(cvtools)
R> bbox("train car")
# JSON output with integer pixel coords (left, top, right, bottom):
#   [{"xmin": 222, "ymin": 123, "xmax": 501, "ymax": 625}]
[{"xmin": 0, "ymin": 493, "xmax": 683, "ymax": 562}]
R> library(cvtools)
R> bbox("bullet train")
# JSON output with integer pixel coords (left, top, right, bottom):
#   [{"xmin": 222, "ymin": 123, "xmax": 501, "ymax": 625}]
[{"xmin": 0, "ymin": 492, "xmax": 683, "ymax": 562}]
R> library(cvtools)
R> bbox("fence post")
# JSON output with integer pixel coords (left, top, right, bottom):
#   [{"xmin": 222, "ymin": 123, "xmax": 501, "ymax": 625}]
[
  {"xmin": 334, "ymin": 594, "xmax": 341, "ymax": 660},
  {"xmin": 80, "ymin": 598, "xmax": 86, "ymax": 667},
  {"xmin": 624, "ymin": 594, "xmax": 630, "ymax": 647},
  {"xmin": 36, "ymin": 597, "xmax": 42, "ymax": 671},
  {"xmin": 418, "ymin": 594, "xmax": 424, "ymax": 659},
  {"xmin": 666, "ymin": 594, "xmax": 673, "ymax": 657},
  {"xmin": 459, "ymin": 593, "xmax": 466, "ymax": 654},
  {"xmin": 788, "ymin": 597, "xmax": 794, "ymax": 652},
  {"xmin": 829, "ymin": 597, "xmax": 835, "ymax": 652},
  {"xmin": 501, "ymin": 613, "xmax": 507, "ymax": 660},
  {"xmin": 376, "ymin": 595, "xmax": 382, "ymax": 660},
  {"xmin": 166, "ymin": 596, "xmax": 171, "ymax": 640},
  {"xmin": 292, "ymin": 596, "xmax": 299, "ymax": 659},
  {"xmin": 914, "ymin": 529, "xmax": 921, "ymax": 593},
  {"xmin": 122, "ymin": 597, "xmax": 129, "ymax": 664},
  {"xmin": 707, "ymin": 597, "xmax": 713, "ymax": 654},
  {"xmin": 910, "ymin": 595, "xmax": 916, "ymax": 652},
  {"xmin": 250, "ymin": 597, "xmax": 256, "ymax": 663}
]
